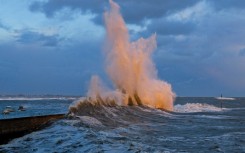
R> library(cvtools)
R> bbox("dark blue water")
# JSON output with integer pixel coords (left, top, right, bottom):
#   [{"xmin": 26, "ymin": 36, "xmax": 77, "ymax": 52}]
[
  {"xmin": 0, "ymin": 98, "xmax": 74, "ymax": 119},
  {"xmin": 0, "ymin": 97, "xmax": 244, "ymax": 152}
]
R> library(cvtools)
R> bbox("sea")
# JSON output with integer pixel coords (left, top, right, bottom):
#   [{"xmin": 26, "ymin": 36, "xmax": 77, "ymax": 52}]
[{"xmin": 0, "ymin": 97, "xmax": 244, "ymax": 153}]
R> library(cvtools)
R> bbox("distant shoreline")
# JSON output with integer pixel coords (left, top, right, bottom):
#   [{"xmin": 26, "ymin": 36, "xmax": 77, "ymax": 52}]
[
  {"xmin": 0, "ymin": 95, "xmax": 82, "ymax": 101},
  {"xmin": 0, "ymin": 94, "xmax": 82, "ymax": 98}
]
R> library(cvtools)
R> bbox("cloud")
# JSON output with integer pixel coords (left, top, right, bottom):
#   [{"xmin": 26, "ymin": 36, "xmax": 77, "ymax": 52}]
[
  {"xmin": 120, "ymin": 0, "xmax": 198, "ymax": 23},
  {"xmin": 16, "ymin": 30, "xmax": 60, "ymax": 47},
  {"xmin": 0, "ymin": 20, "xmax": 10, "ymax": 30},
  {"xmin": 29, "ymin": 0, "xmax": 199, "ymax": 24},
  {"xmin": 148, "ymin": 2, "xmax": 245, "ymax": 96},
  {"xmin": 29, "ymin": 0, "xmax": 105, "ymax": 18},
  {"xmin": 1, "ymin": 0, "xmax": 244, "ymax": 96},
  {"xmin": 146, "ymin": 19, "xmax": 195, "ymax": 36}
]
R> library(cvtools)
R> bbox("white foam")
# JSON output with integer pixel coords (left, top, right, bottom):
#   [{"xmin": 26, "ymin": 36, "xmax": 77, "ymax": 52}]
[
  {"xmin": 215, "ymin": 97, "xmax": 235, "ymax": 100},
  {"xmin": 102, "ymin": 106, "xmax": 118, "ymax": 117},
  {"xmin": 76, "ymin": 116, "xmax": 104, "ymax": 127},
  {"xmin": 174, "ymin": 103, "xmax": 222, "ymax": 113}
]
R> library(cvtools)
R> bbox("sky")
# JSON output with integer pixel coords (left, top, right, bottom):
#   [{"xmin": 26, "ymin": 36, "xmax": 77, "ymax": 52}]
[{"xmin": 0, "ymin": 0, "xmax": 244, "ymax": 97}]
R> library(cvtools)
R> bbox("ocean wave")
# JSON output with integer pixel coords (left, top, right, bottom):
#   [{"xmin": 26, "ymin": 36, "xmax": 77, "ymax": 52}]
[
  {"xmin": 174, "ymin": 103, "xmax": 223, "ymax": 113},
  {"xmin": 68, "ymin": 98, "xmax": 172, "ymax": 129},
  {"xmin": 1, "ymin": 98, "xmax": 244, "ymax": 153}
]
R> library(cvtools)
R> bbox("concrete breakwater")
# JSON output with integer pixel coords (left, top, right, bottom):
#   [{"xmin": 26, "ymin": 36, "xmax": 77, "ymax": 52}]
[{"xmin": 0, "ymin": 114, "xmax": 65, "ymax": 144}]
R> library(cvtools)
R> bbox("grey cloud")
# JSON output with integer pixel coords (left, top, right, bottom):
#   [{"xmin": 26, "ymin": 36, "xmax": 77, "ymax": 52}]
[
  {"xmin": 147, "ymin": 19, "xmax": 195, "ymax": 36},
  {"xmin": 24, "ymin": 0, "xmax": 245, "ymax": 96},
  {"xmin": 154, "ymin": 3, "xmax": 245, "ymax": 59},
  {"xmin": 115, "ymin": 0, "xmax": 198, "ymax": 24},
  {"xmin": 29, "ymin": 0, "xmax": 105, "ymax": 18},
  {"xmin": 29, "ymin": 0, "xmax": 199, "ymax": 24},
  {"xmin": 32, "ymin": 0, "xmax": 245, "ymax": 26},
  {"xmin": 16, "ymin": 30, "xmax": 60, "ymax": 47},
  {"xmin": 153, "ymin": 6, "xmax": 245, "ymax": 94}
]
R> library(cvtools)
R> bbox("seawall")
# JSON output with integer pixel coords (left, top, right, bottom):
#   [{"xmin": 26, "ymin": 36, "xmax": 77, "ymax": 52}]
[{"xmin": 0, "ymin": 114, "xmax": 65, "ymax": 144}]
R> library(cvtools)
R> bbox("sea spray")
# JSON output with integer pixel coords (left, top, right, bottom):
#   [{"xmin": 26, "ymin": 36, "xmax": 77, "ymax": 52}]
[{"xmin": 71, "ymin": 0, "xmax": 175, "ymax": 111}]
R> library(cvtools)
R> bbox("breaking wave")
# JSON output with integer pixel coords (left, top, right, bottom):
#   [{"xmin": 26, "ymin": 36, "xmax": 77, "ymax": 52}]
[
  {"xmin": 174, "ymin": 103, "xmax": 223, "ymax": 113},
  {"xmin": 68, "ymin": 98, "xmax": 169, "ymax": 128}
]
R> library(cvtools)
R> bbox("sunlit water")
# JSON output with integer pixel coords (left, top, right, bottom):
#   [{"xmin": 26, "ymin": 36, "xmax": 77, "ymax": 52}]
[{"xmin": 0, "ymin": 97, "xmax": 244, "ymax": 153}]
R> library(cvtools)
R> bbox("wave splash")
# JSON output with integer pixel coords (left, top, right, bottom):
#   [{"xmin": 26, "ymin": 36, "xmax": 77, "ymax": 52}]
[{"xmin": 72, "ymin": 0, "xmax": 175, "ymax": 112}]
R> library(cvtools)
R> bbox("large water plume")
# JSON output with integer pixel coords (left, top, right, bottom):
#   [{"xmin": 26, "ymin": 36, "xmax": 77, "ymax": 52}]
[{"xmin": 77, "ymin": 0, "xmax": 175, "ymax": 111}]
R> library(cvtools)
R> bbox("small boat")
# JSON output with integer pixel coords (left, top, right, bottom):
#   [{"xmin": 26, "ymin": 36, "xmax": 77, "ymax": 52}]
[
  {"xmin": 18, "ymin": 105, "xmax": 26, "ymax": 111},
  {"xmin": 2, "ymin": 106, "xmax": 15, "ymax": 114},
  {"xmin": 5, "ymin": 106, "xmax": 15, "ymax": 112},
  {"xmin": 2, "ymin": 109, "xmax": 10, "ymax": 114}
]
